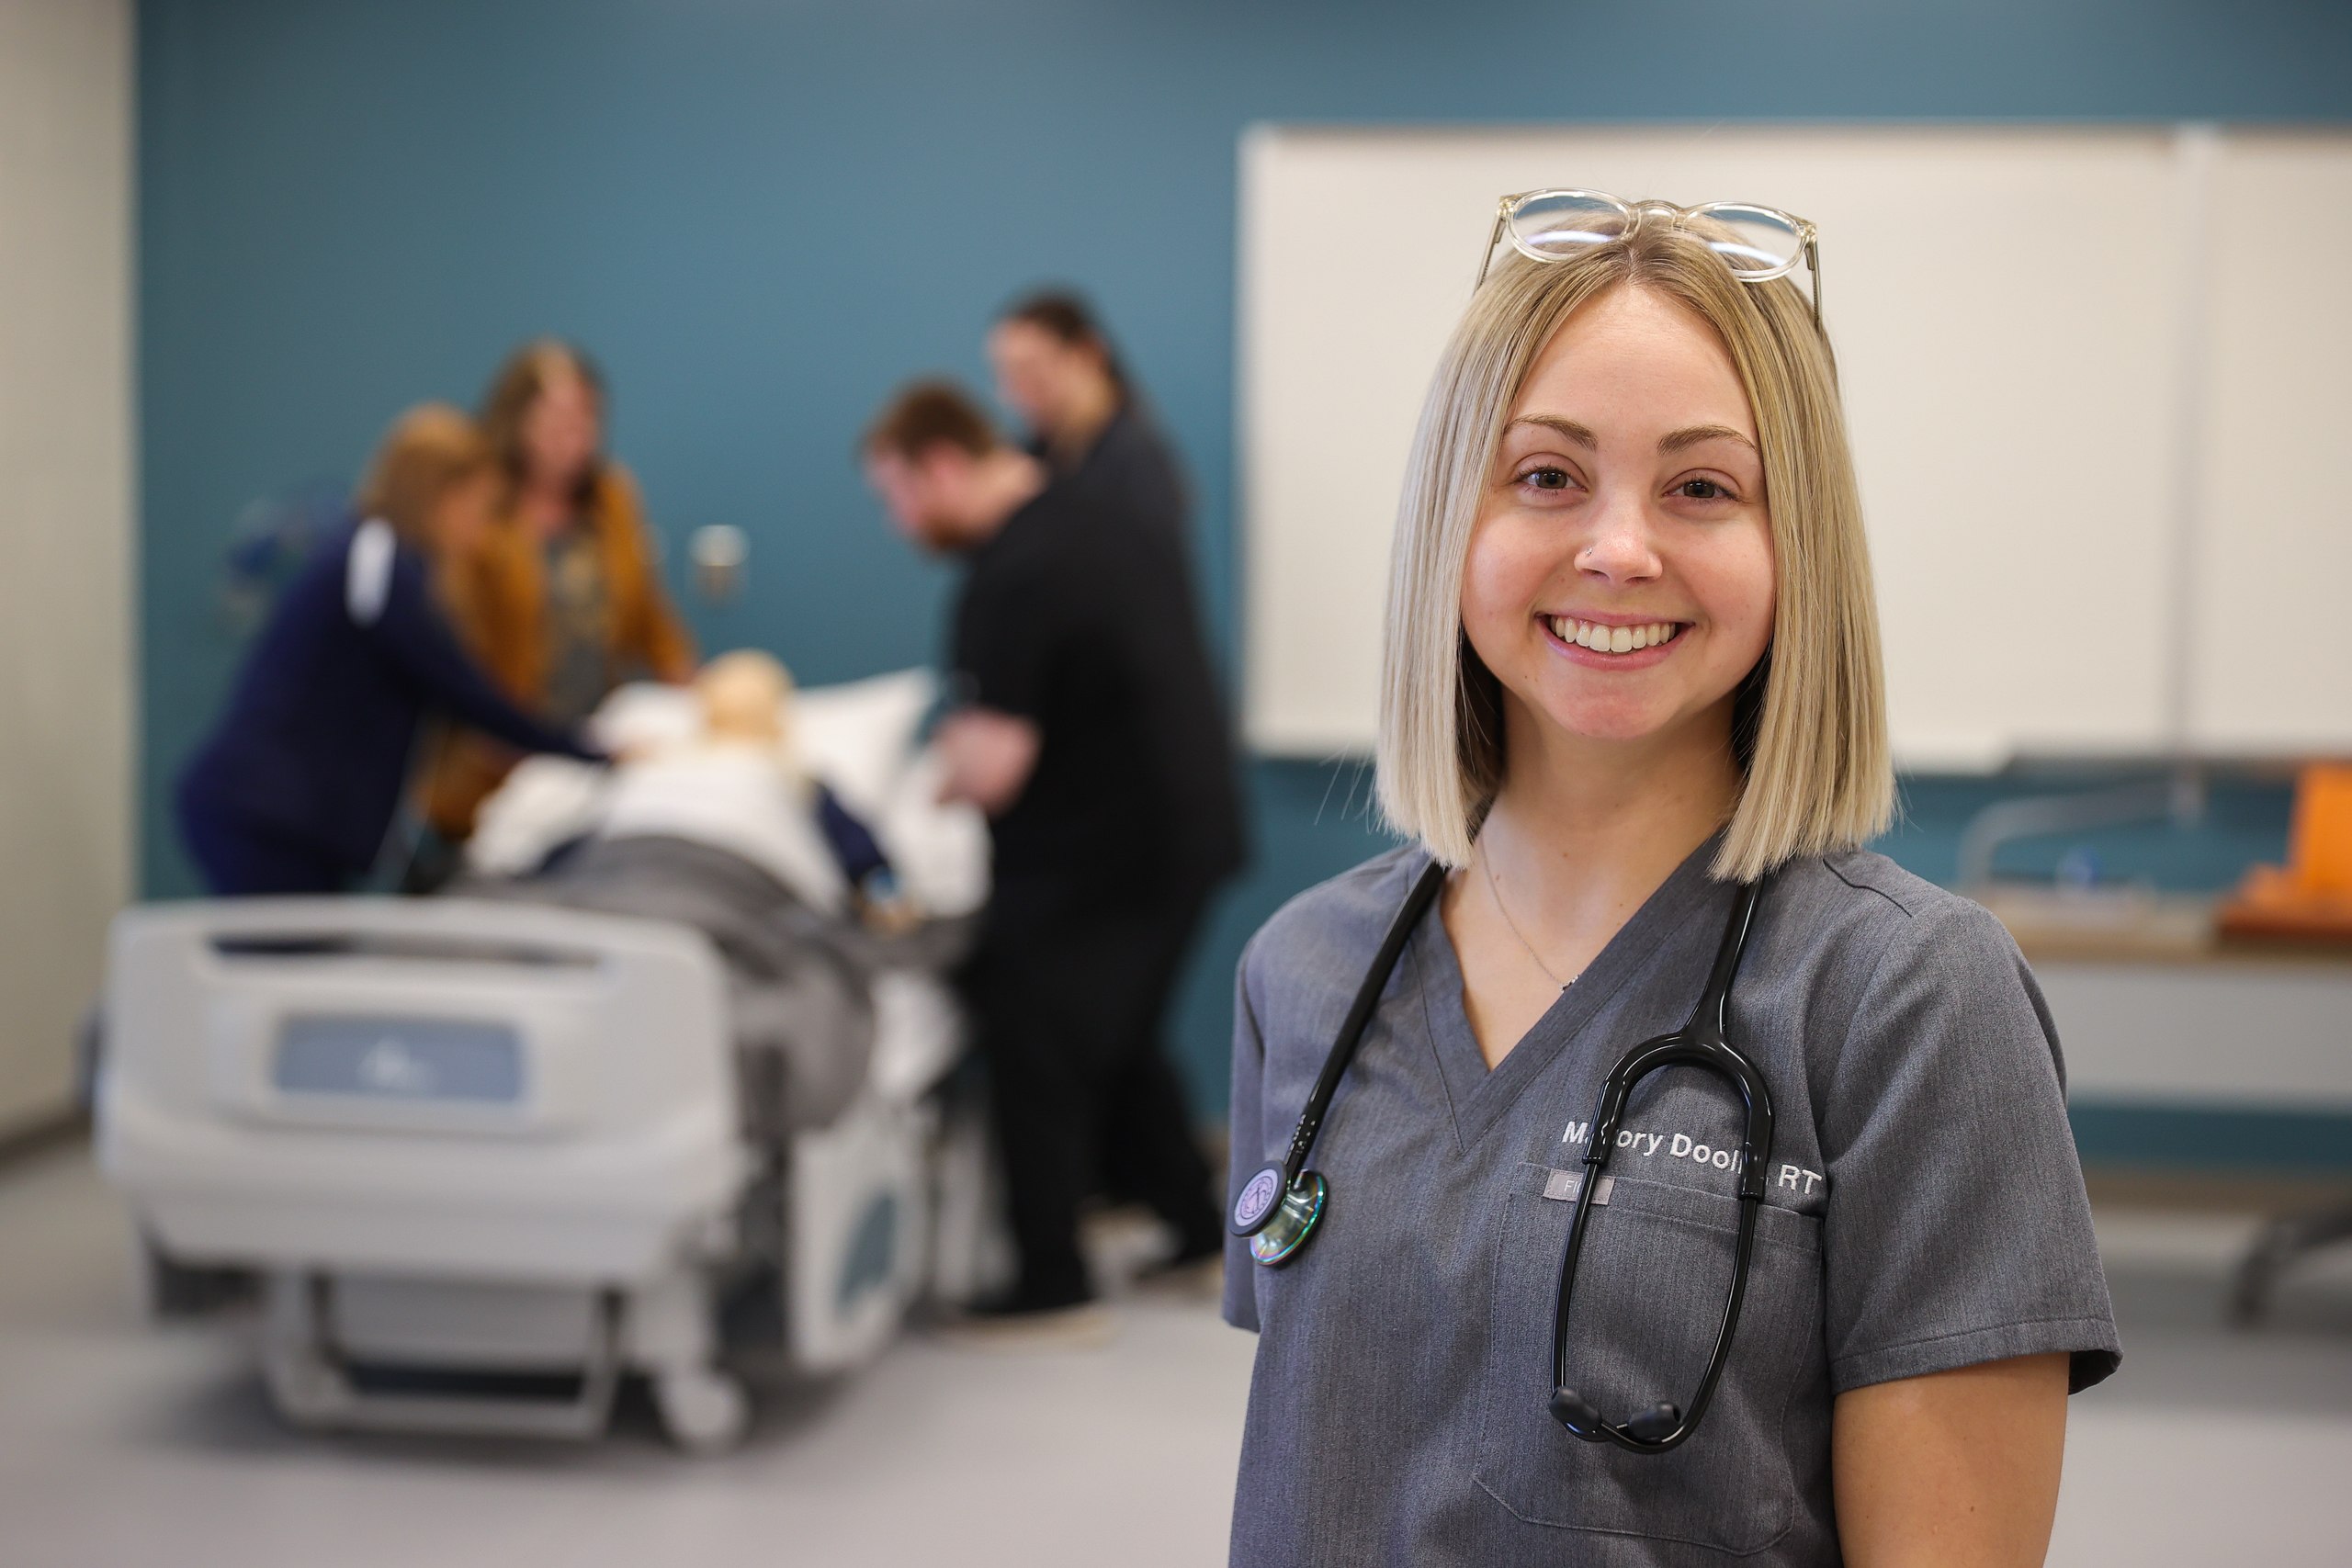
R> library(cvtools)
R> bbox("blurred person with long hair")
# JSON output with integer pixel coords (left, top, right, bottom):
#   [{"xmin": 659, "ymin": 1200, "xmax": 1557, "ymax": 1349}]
[
  {"xmin": 413, "ymin": 340, "xmax": 695, "ymax": 879},
  {"xmin": 989, "ymin": 289, "xmax": 1188, "ymax": 542},
  {"xmin": 177, "ymin": 405, "xmax": 602, "ymax": 896}
]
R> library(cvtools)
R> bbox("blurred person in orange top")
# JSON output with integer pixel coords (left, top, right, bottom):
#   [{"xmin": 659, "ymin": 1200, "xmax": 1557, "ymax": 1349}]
[{"xmin": 411, "ymin": 339, "xmax": 696, "ymax": 886}]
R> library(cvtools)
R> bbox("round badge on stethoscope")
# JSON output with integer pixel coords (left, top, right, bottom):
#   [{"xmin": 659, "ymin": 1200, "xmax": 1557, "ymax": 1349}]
[{"xmin": 1231, "ymin": 1164, "xmax": 1286, "ymax": 1234}]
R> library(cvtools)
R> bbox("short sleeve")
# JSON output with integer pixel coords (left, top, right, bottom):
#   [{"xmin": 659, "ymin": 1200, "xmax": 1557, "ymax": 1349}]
[
  {"xmin": 1817, "ymin": 897, "xmax": 2120, "ymax": 1395},
  {"xmin": 1222, "ymin": 935, "xmax": 1269, "ymax": 1333}
]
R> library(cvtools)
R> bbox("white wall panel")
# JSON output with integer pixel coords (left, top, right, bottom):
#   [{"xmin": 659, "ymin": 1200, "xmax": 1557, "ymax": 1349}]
[{"xmin": 0, "ymin": 0, "xmax": 134, "ymax": 1136}]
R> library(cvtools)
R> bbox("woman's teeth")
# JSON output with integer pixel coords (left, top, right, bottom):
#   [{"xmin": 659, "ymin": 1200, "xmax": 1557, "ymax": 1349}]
[{"xmin": 1547, "ymin": 617, "xmax": 1682, "ymax": 654}]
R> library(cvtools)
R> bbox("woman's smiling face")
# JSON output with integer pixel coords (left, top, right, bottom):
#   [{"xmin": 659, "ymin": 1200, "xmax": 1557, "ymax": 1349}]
[{"xmin": 1460, "ymin": 284, "xmax": 1777, "ymax": 756}]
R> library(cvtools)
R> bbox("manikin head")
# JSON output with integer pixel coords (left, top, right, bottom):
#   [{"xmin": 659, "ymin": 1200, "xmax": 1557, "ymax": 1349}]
[{"xmin": 695, "ymin": 649, "xmax": 795, "ymax": 752}]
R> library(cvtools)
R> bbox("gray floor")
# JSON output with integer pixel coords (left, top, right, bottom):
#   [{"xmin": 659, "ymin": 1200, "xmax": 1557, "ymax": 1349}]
[{"xmin": 5, "ymin": 1145, "xmax": 2351, "ymax": 1566}]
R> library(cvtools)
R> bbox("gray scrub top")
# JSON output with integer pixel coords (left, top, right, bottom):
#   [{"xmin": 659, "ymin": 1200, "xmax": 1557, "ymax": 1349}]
[{"xmin": 1223, "ymin": 840, "xmax": 2120, "ymax": 1567}]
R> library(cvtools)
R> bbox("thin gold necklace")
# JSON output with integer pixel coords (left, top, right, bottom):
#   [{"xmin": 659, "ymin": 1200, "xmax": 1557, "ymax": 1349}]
[{"xmin": 1476, "ymin": 836, "xmax": 1575, "ymax": 991}]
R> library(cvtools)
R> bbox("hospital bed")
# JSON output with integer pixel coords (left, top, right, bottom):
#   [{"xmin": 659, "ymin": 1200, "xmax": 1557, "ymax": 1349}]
[{"xmin": 97, "ymin": 671, "xmax": 997, "ymax": 1451}]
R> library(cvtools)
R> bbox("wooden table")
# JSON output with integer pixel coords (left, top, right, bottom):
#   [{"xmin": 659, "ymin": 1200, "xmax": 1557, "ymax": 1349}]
[
  {"xmin": 1983, "ymin": 888, "xmax": 2352, "ymax": 1113},
  {"xmin": 1983, "ymin": 887, "xmax": 2352, "ymax": 1321}
]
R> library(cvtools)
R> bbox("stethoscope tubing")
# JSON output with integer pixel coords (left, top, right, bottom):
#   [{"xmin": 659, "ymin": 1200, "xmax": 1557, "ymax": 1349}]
[
  {"xmin": 1272, "ymin": 860, "xmax": 1447, "ymax": 1190},
  {"xmin": 1550, "ymin": 880, "xmax": 1774, "ymax": 1454}
]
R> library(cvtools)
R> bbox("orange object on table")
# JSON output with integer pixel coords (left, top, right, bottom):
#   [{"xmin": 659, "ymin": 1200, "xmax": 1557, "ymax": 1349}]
[{"xmin": 2218, "ymin": 764, "xmax": 2352, "ymax": 944}]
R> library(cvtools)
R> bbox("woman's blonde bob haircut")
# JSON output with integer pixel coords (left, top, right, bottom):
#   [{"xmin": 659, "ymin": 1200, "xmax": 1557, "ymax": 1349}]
[{"xmin": 1375, "ymin": 220, "xmax": 1892, "ymax": 883}]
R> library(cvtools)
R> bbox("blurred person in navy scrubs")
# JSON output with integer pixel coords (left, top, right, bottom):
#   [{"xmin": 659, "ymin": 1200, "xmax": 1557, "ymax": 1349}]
[
  {"xmin": 863, "ymin": 380, "xmax": 1234, "ymax": 1324},
  {"xmin": 177, "ymin": 405, "xmax": 603, "ymax": 896}
]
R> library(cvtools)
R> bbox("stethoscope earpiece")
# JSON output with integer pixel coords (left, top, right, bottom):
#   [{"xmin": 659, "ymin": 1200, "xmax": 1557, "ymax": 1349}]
[
  {"xmin": 1547, "ymin": 1385, "xmax": 1602, "ymax": 1435},
  {"xmin": 1624, "ymin": 1403, "xmax": 1683, "ymax": 1444},
  {"xmin": 1555, "ymin": 1387, "xmax": 1684, "ymax": 1447}
]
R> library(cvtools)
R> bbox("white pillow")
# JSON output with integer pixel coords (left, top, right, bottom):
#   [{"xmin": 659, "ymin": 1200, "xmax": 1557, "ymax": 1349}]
[
  {"xmin": 465, "ymin": 667, "xmax": 989, "ymax": 919},
  {"xmin": 793, "ymin": 668, "xmax": 939, "ymax": 820},
  {"xmin": 465, "ymin": 756, "xmax": 608, "ymax": 876}
]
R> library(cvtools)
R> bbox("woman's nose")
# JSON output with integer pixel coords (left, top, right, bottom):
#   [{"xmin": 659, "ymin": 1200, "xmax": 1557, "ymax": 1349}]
[{"xmin": 1576, "ymin": 493, "xmax": 1665, "ymax": 583}]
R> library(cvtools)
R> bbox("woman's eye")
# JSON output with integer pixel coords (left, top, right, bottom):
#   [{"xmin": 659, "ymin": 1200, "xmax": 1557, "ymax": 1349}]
[
  {"xmin": 1675, "ymin": 478, "xmax": 1733, "ymax": 501},
  {"xmin": 1518, "ymin": 466, "xmax": 1574, "ymax": 491}
]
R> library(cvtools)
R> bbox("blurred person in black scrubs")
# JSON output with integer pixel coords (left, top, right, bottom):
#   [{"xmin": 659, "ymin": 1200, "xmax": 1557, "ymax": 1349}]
[
  {"xmin": 863, "ymin": 380, "xmax": 1236, "ymax": 1325},
  {"xmin": 989, "ymin": 289, "xmax": 1189, "ymax": 545},
  {"xmin": 990, "ymin": 292, "xmax": 1251, "ymax": 1210}
]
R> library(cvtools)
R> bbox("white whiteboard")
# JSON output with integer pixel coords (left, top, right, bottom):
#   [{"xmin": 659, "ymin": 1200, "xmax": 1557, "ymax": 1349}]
[
  {"xmin": 1238, "ymin": 125, "xmax": 2352, "ymax": 766},
  {"xmin": 2189, "ymin": 135, "xmax": 2352, "ymax": 753}
]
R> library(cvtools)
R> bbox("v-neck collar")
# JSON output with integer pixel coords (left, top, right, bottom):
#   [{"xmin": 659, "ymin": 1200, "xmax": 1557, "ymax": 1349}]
[{"xmin": 1411, "ymin": 832, "xmax": 1732, "ymax": 1151}]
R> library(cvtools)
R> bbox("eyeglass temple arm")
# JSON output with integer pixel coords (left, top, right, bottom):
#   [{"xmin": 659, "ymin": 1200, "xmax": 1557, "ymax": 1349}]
[
  {"xmin": 1476, "ymin": 206, "xmax": 1507, "ymax": 290},
  {"xmin": 1805, "ymin": 236, "xmax": 1823, "ymax": 333}
]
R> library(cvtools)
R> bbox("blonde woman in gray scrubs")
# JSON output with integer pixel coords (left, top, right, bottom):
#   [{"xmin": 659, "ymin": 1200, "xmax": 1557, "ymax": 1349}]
[{"xmin": 1224, "ymin": 197, "xmax": 2118, "ymax": 1566}]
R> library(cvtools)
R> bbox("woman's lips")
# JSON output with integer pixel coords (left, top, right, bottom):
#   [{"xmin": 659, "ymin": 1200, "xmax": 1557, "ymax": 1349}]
[{"xmin": 1539, "ymin": 614, "xmax": 1689, "ymax": 670}]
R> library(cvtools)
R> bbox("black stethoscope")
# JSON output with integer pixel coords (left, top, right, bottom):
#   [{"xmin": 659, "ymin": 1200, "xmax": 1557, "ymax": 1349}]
[{"xmin": 1228, "ymin": 858, "xmax": 1776, "ymax": 1456}]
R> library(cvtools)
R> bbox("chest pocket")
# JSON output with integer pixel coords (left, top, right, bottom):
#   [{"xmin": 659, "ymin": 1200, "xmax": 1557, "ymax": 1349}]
[{"xmin": 1474, "ymin": 1163, "xmax": 1824, "ymax": 1556}]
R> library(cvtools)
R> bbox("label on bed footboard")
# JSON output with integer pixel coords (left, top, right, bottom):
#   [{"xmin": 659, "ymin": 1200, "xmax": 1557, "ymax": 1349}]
[{"xmin": 273, "ymin": 1016, "xmax": 526, "ymax": 1105}]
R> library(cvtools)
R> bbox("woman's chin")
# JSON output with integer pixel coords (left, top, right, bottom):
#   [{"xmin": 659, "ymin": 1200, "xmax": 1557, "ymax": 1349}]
[{"xmin": 1525, "ymin": 692, "xmax": 1719, "ymax": 750}]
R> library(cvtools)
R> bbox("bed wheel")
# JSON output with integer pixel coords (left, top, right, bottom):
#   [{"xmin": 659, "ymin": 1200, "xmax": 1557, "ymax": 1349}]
[{"xmin": 655, "ymin": 1368, "xmax": 749, "ymax": 1453}]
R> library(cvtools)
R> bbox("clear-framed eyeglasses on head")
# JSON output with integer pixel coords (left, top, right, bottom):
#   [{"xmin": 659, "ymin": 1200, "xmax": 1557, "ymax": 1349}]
[{"xmin": 1477, "ymin": 189, "xmax": 1823, "ymax": 331}]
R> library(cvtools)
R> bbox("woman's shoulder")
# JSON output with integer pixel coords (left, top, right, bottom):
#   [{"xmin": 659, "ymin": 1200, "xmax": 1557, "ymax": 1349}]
[
  {"xmin": 586, "ymin": 461, "xmax": 650, "ymax": 532},
  {"xmin": 1240, "ymin": 844, "xmax": 1430, "ymax": 996},
  {"xmin": 1768, "ymin": 848, "xmax": 2033, "ymax": 1021}
]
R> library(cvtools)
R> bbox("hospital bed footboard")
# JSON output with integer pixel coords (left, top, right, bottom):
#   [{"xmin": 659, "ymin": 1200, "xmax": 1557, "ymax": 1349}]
[{"xmin": 96, "ymin": 897, "xmax": 755, "ymax": 1447}]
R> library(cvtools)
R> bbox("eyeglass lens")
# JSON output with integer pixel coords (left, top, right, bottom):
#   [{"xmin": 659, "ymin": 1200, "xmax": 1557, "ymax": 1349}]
[
  {"xmin": 1505, "ymin": 192, "xmax": 1633, "ymax": 257},
  {"xmin": 1505, "ymin": 197, "xmax": 1806, "ymax": 280},
  {"xmin": 1687, "ymin": 205, "xmax": 1807, "ymax": 277}
]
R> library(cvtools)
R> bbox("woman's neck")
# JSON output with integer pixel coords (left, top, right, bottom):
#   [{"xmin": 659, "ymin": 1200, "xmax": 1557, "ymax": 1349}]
[
  {"xmin": 517, "ymin": 472, "xmax": 582, "ymax": 539},
  {"xmin": 1480, "ymin": 696, "xmax": 1742, "ymax": 929},
  {"xmin": 1048, "ymin": 379, "xmax": 1120, "ymax": 466}
]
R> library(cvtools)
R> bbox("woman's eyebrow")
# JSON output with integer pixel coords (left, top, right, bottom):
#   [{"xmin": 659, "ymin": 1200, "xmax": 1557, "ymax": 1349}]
[
  {"xmin": 1505, "ymin": 415, "xmax": 1596, "ymax": 447},
  {"xmin": 1658, "ymin": 423, "xmax": 1758, "ymax": 456}
]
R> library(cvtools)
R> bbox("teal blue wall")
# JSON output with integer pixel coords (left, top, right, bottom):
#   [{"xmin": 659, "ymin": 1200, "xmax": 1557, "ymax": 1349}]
[{"xmin": 140, "ymin": 2, "xmax": 2350, "ymax": 1143}]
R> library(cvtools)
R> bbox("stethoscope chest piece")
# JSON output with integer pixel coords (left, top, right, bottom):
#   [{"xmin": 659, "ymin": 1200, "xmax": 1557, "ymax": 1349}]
[
  {"xmin": 1243, "ymin": 1170, "xmax": 1327, "ymax": 1266},
  {"xmin": 1231, "ymin": 862, "xmax": 1451, "ymax": 1273}
]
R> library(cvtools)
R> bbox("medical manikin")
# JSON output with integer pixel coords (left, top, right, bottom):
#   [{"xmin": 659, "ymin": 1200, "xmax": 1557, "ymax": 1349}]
[{"xmin": 470, "ymin": 650, "xmax": 959, "ymax": 1134}]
